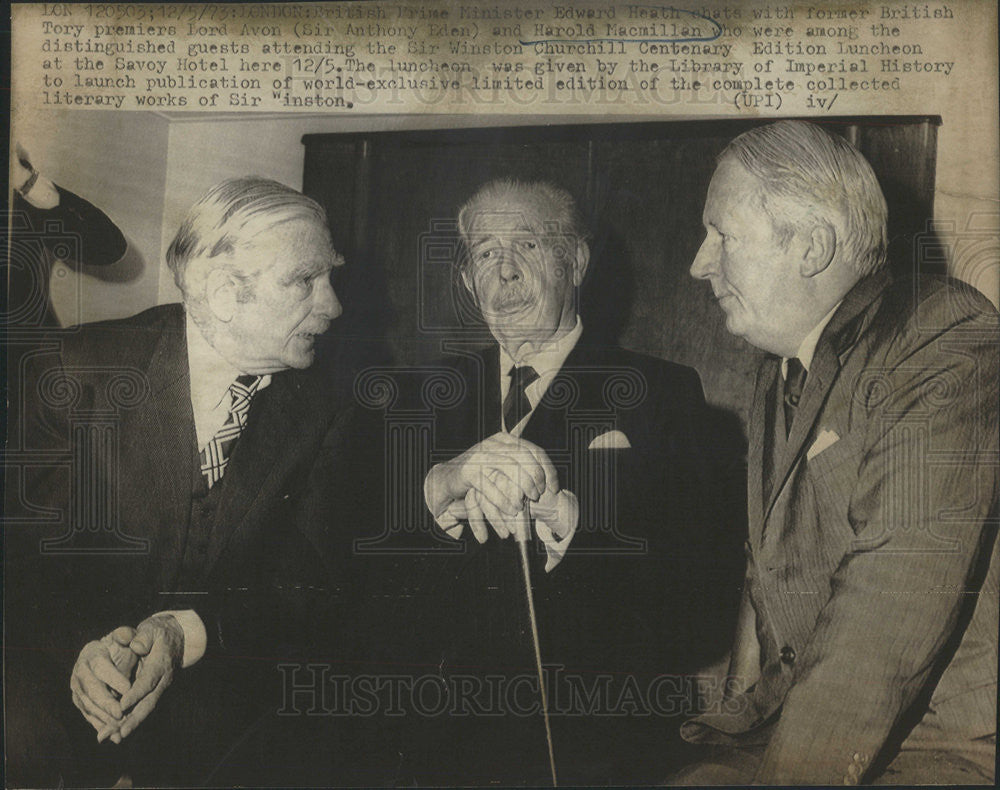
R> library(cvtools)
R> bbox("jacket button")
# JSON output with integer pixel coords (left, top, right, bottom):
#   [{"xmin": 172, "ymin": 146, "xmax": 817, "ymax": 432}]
[{"xmin": 780, "ymin": 645, "xmax": 796, "ymax": 665}]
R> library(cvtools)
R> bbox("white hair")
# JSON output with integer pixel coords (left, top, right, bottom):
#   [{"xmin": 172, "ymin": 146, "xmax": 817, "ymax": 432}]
[
  {"xmin": 165, "ymin": 176, "xmax": 331, "ymax": 317},
  {"xmin": 722, "ymin": 121, "xmax": 888, "ymax": 277}
]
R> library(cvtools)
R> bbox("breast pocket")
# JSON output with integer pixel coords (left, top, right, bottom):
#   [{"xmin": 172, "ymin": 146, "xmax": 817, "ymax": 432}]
[
  {"xmin": 804, "ymin": 429, "xmax": 866, "ymax": 534},
  {"xmin": 761, "ymin": 430, "xmax": 867, "ymax": 575}
]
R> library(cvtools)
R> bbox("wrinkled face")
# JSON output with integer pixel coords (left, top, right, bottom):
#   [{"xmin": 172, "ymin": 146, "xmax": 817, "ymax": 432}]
[
  {"xmin": 227, "ymin": 218, "xmax": 343, "ymax": 373},
  {"xmin": 461, "ymin": 194, "xmax": 584, "ymax": 348},
  {"xmin": 690, "ymin": 157, "xmax": 803, "ymax": 355}
]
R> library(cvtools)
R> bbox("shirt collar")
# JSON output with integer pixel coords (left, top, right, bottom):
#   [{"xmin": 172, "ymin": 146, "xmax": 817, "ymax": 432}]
[
  {"xmin": 185, "ymin": 310, "xmax": 271, "ymax": 413},
  {"xmin": 499, "ymin": 316, "xmax": 583, "ymax": 378},
  {"xmin": 782, "ymin": 300, "xmax": 843, "ymax": 378}
]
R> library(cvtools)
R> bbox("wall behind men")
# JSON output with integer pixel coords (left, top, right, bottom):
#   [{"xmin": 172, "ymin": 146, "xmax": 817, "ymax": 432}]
[{"xmin": 299, "ymin": 118, "xmax": 944, "ymax": 430}]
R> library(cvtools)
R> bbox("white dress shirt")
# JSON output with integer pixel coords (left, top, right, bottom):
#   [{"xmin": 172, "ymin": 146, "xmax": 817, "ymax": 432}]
[
  {"xmin": 781, "ymin": 301, "xmax": 843, "ymax": 380},
  {"xmin": 157, "ymin": 312, "xmax": 272, "ymax": 668}
]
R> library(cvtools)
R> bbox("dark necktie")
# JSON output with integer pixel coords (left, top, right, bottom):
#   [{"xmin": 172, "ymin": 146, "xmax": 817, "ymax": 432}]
[
  {"xmin": 503, "ymin": 365, "xmax": 539, "ymax": 432},
  {"xmin": 783, "ymin": 358, "xmax": 807, "ymax": 438},
  {"xmin": 199, "ymin": 374, "xmax": 262, "ymax": 488}
]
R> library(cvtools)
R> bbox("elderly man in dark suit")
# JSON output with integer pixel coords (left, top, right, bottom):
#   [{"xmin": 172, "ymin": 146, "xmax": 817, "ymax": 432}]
[
  {"xmin": 5, "ymin": 177, "xmax": 350, "ymax": 787},
  {"xmin": 677, "ymin": 120, "xmax": 998, "ymax": 785},
  {"xmin": 391, "ymin": 179, "xmax": 742, "ymax": 784}
]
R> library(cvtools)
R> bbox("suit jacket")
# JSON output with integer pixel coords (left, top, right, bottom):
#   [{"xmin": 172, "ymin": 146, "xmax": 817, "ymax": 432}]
[
  {"xmin": 683, "ymin": 271, "xmax": 999, "ymax": 785},
  {"xmin": 432, "ymin": 337, "xmax": 739, "ymax": 667},
  {"xmin": 4, "ymin": 303, "xmax": 356, "ymax": 781},
  {"xmin": 349, "ymin": 333, "xmax": 746, "ymax": 784}
]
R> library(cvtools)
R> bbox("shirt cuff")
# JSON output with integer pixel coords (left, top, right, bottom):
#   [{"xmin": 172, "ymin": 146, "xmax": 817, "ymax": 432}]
[
  {"xmin": 530, "ymin": 489, "xmax": 579, "ymax": 572},
  {"xmin": 155, "ymin": 609, "xmax": 207, "ymax": 668},
  {"xmin": 20, "ymin": 174, "xmax": 60, "ymax": 209}
]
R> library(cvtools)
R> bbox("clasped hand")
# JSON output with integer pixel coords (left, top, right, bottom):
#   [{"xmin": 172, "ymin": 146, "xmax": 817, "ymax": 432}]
[
  {"xmin": 426, "ymin": 432, "xmax": 566, "ymax": 542},
  {"xmin": 70, "ymin": 613, "xmax": 184, "ymax": 744}
]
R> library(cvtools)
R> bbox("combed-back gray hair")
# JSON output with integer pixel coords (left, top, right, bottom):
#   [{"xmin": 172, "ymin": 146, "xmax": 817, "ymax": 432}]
[
  {"xmin": 721, "ymin": 121, "xmax": 888, "ymax": 277},
  {"xmin": 166, "ymin": 176, "xmax": 331, "ymax": 311},
  {"xmin": 457, "ymin": 178, "xmax": 591, "ymax": 254}
]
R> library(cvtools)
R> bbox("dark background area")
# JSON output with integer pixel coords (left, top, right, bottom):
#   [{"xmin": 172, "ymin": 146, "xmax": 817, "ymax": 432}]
[{"xmin": 303, "ymin": 116, "xmax": 940, "ymax": 435}]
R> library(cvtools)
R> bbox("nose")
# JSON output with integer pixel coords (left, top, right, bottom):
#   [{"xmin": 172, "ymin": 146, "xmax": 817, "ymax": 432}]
[
  {"xmin": 315, "ymin": 275, "xmax": 342, "ymax": 320},
  {"xmin": 690, "ymin": 236, "xmax": 718, "ymax": 280},
  {"xmin": 498, "ymin": 258, "xmax": 522, "ymax": 284}
]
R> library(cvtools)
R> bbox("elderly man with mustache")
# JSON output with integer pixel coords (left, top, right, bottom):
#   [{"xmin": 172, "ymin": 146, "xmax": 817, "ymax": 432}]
[{"xmin": 402, "ymin": 179, "xmax": 740, "ymax": 784}]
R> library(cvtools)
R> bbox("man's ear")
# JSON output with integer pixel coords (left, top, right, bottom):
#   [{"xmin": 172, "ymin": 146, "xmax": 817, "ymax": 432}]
[
  {"xmin": 800, "ymin": 222, "xmax": 836, "ymax": 278},
  {"xmin": 205, "ymin": 267, "xmax": 238, "ymax": 322},
  {"xmin": 571, "ymin": 240, "xmax": 591, "ymax": 286},
  {"xmin": 460, "ymin": 266, "xmax": 474, "ymax": 296}
]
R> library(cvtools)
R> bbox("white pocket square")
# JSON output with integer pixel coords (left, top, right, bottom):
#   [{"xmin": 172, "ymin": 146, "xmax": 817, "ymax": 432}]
[
  {"xmin": 588, "ymin": 430, "xmax": 631, "ymax": 450},
  {"xmin": 807, "ymin": 429, "xmax": 840, "ymax": 460}
]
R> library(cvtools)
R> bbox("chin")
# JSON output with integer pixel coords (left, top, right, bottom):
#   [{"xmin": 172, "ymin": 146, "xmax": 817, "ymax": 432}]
[
  {"xmin": 283, "ymin": 346, "xmax": 316, "ymax": 369},
  {"xmin": 723, "ymin": 309, "xmax": 747, "ymax": 335},
  {"xmin": 293, "ymin": 352, "xmax": 316, "ymax": 369}
]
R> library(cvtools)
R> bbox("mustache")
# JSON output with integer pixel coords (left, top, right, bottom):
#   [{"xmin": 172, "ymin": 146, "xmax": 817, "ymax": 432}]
[
  {"xmin": 299, "ymin": 322, "xmax": 331, "ymax": 335},
  {"xmin": 495, "ymin": 284, "xmax": 531, "ymax": 309}
]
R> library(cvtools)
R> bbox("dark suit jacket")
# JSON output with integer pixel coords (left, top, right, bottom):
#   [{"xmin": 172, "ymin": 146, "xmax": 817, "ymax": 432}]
[
  {"xmin": 683, "ymin": 272, "xmax": 999, "ymax": 785},
  {"xmin": 4, "ymin": 303, "xmax": 356, "ymax": 783},
  {"xmin": 433, "ymin": 338, "xmax": 739, "ymax": 668},
  {"xmin": 348, "ymin": 333, "xmax": 746, "ymax": 784}
]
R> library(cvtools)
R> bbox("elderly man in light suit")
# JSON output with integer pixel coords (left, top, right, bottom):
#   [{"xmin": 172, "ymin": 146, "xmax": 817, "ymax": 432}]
[
  {"xmin": 5, "ymin": 177, "xmax": 350, "ymax": 786},
  {"xmin": 677, "ymin": 120, "xmax": 998, "ymax": 785}
]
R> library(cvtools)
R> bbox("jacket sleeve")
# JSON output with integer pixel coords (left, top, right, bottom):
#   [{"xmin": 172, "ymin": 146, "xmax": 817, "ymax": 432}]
[
  {"xmin": 754, "ymin": 307, "xmax": 999, "ymax": 785},
  {"xmin": 16, "ymin": 185, "xmax": 127, "ymax": 267},
  {"xmin": 4, "ymin": 342, "xmax": 147, "ymax": 676}
]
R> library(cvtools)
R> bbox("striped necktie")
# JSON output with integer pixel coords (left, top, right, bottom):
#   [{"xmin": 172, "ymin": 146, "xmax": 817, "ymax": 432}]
[{"xmin": 199, "ymin": 374, "xmax": 262, "ymax": 488}]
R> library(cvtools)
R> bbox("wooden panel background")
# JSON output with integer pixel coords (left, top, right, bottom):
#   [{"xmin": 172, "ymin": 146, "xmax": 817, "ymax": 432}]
[{"xmin": 303, "ymin": 117, "xmax": 940, "ymax": 435}]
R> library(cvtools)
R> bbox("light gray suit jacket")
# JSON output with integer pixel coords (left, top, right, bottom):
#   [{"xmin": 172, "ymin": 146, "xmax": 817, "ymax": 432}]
[{"xmin": 683, "ymin": 271, "xmax": 999, "ymax": 784}]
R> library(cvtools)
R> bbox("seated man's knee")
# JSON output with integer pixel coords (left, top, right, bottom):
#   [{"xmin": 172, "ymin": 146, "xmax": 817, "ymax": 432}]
[{"xmin": 665, "ymin": 745, "xmax": 762, "ymax": 786}]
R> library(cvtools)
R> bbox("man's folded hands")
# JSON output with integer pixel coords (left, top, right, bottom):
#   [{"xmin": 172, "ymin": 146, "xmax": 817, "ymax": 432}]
[
  {"xmin": 424, "ymin": 432, "xmax": 579, "ymax": 570},
  {"xmin": 71, "ymin": 613, "xmax": 185, "ymax": 744}
]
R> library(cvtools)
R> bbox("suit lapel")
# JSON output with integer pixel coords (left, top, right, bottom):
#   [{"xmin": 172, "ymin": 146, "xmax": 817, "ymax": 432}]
[
  {"xmin": 519, "ymin": 339, "xmax": 594, "ymax": 452},
  {"xmin": 764, "ymin": 345, "xmax": 841, "ymax": 523},
  {"xmin": 207, "ymin": 371, "xmax": 339, "ymax": 571},
  {"xmin": 748, "ymin": 358, "xmax": 778, "ymax": 546},
  {"xmin": 520, "ymin": 379, "xmax": 567, "ymax": 449},
  {"xmin": 480, "ymin": 345, "xmax": 502, "ymax": 437},
  {"xmin": 762, "ymin": 271, "xmax": 891, "ymax": 525},
  {"xmin": 203, "ymin": 370, "xmax": 317, "ymax": 573},
  {"xmin": 128, "ymin": 307, "xmax": 196, "ymax": 590}
]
